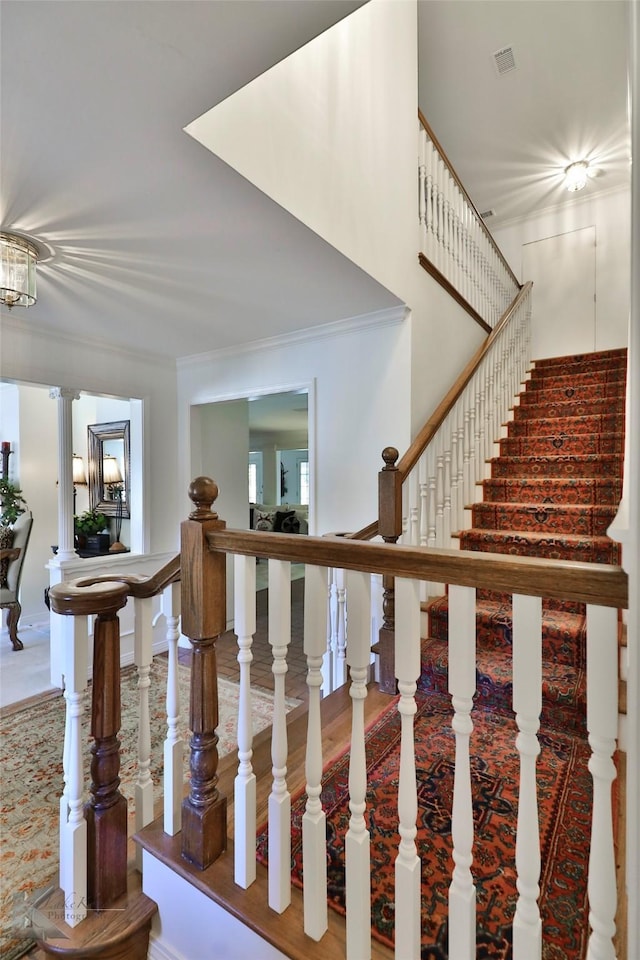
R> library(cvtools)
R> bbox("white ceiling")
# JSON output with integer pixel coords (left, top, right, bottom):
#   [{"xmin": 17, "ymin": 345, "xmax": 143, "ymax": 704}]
[{"xmin": 0, "ymin": 1, "xmax": 631, "ymax": 363}]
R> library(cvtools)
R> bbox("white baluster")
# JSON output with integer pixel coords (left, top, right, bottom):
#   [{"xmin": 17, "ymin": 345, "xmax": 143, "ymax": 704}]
[
  {"xmin": 448, "ymin": 583, "xmax": 477, "ymax": 958},
  {"xmin": 335, "ymin": 567, "xmax": 348, "ymax": 689},
  {"xmin": 456, "ymin": 405, "xmax": 465, "ymax": 533},
  {"xmin": 513, "ymin": 593, "xmax": 542, "ymax": 958},
  {"xmin": 449, "ymin": 412, "xmax": 459, "ymax": 538},
  {"xmin": 463, "ymin": 390, "xmax": 474, "ymax": 511},
  {"xmin": 234, "ymin": 554, "xmax": 257, "ymax": 889},
  {"xmin": 162, "ymin": 580, "xmax": 183, "ymax": 836},
  {"xmin": 394, "ymin": 577, "xmax": 422, "ymax": 959},
  {"xmin": 435, "ymin": 433, "xmax": 445, "ymax": 549},
  {"xmin": 443, "ymin": 421, "xmax": 452, "ymax": 546},
  {"xmin": 419, "ymin": 453, "xmax": 428, "ymax": 549},
  {"xmin": 586, "ymin": 604, "xmax": 619, "ymax": 960},
  {"xmin": 134, "ymin": 596, "xmax": 154, "ymax": 868},
  {"xmin": 409, "ymin": 467, "xmax": 419, "ymax": 547},
  {"xmin": 323, "ymin": 568, "xmax": 337, "ymax": 696},
  {"xmin": 59, "ymin": 614, "xmax": 88, "ymax": 926},
  {"xmin": 268, "ymin": 559, "xmax": 292, "ymax": 913},
  {"xmin": 425, "ymin": 140, "xmax": 435, "ymax": 261},
  {"xmin": 303, "ymin": 564, "xmax": 329, "ymax": 940},
  {"xmin": 345, "ymin": 570, "xmax": 372, "ymax": 960}
]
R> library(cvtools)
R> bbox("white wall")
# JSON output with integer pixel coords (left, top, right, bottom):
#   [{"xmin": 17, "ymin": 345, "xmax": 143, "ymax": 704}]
[
  {"xmin": 1, "ymin": 322, "xmax": 180, "ymax": 622},
  {"xmin": 177, "ymin": 315, "xmax": 412, "ymax": 538},
  {"xmin": 186, "ymin": 0, "xmax": 488, "ymax": 460},
  {"xmin": 187, "ymin": 0, "xmax": 418, "ymax": 309},
  {"xmin": 491, "ymin": 187, "xmax": 630, "ymax": 353}
]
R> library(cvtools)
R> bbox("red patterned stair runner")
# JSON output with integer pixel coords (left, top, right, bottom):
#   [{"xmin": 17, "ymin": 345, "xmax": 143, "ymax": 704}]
[{"xmin": 424, "ymin": 347, "xmax": 627, "ymax": 733}]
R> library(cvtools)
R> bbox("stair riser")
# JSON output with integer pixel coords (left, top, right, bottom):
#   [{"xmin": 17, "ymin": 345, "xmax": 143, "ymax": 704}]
[
  {"xmin": 458, "ymin": 530, "xmax": 620, "ymax": 564},
  {"xmin": 507, "ymin": 414, "xmax": 622, "ymax": 437},
  {"xmin": 531, "ymin": 348, "xmax": 627, "ymax": 372},
  {"xmin": 513, "ymin": 399, "xmax": 625, "ymax": 420},
  {"xmin": 499, "ymin": 434, "xmax": 624, "ymax": 457},
  {"xmin": 525, "ymin": 370, "xmax": 626, "ymax": 391},
  {"xmin": 490, "ymin": 455, "xmax": 623, "ymax": 479},
  {"xmin": 481, "ymin": 477, "xmax": 623, "ymax": 505},
  {"xmin": 519, "ymin": 383, "xmax": 625, "ymax": 405},
  {"xmin": 471, "ymin": 504, "xmax": 616, "ymax": 536}
]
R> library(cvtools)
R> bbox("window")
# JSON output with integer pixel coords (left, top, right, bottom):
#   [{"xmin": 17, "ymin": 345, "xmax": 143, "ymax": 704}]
[
  {"xmin": 298, "ymin": 460, "xmax": 309, "ymax": 506},
  {"xmin": 248, "ymin": 462, "xmax": 258, "ymax": 503}
]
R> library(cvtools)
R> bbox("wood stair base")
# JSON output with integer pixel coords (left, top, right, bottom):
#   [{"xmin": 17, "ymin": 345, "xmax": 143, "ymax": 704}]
[
  {"xmin": 32, "ymin": 872, "xmax": 156, "ymax": 960},
  {"xmin": 136, "ymin": 682, "xmax": 395, "ymax": 960}
]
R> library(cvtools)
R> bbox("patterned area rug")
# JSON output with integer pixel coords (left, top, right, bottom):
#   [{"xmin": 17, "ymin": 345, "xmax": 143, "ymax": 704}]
[
  {"xmin": 257, "ymin": 689, "xmax": 595, "ymax": 959},
  {"xmin": 0, "ymin": 656, "xmax": 296, "ymax": 959}
]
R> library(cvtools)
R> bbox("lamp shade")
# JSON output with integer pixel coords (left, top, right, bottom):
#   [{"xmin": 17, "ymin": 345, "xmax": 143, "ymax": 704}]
[
  {"xmin": 102, "ymin": 455, "xmax": 123, "ymax": 486},
  {"xmin": 72, "ymin": 455, "xmax": 87, "ymax": 486},
  {"xmin": 0, "ymin": 233, "xmax": 38, "ymax": 307}
]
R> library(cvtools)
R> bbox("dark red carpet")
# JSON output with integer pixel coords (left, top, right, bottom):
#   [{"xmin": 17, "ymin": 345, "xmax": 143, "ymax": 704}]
[
  {"xmin": 426, "ymin": 347, "xmax": 626, "ymax": 735},
  {"xmin": 257, "ymin": 689, "xmax": 595, "ymax": 959}
]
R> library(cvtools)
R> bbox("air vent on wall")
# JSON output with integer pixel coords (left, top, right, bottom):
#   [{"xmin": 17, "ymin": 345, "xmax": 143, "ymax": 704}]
[
  {"xmin": 480, "ymin": 209, "xmax": 496, "ymax": 220},
  {"xmin": 493, "ymin": 45, "xmax": 517, "ymax": 76}
]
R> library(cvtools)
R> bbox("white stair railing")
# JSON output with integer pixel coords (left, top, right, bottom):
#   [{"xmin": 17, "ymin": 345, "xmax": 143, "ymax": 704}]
[
  {"xmin": 419, "ymin": 115, "xmax": 521, "ymax": 329},
  {"xmin": 400, "ymin": 283, "xmax": 532, "ymax": 549}
]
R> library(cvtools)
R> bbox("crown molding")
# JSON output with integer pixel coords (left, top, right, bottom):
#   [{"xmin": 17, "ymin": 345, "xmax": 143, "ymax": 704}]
[
  {"xmin": 177, "ymin": 304, "xmax": 409, "ymax": 369},
  {"xmin": 489, "ymin": 182, "xmax": 630, "ymax": 233}
]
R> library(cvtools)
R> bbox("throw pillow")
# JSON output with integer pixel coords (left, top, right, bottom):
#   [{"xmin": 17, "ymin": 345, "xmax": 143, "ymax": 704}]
[
  {"xmin": 254, "ymin": 512, "xmax": 275, "ymax": 532},
  {"xmin": 274, "ymin": 510, "xmax": 300, "ymax": 534}
]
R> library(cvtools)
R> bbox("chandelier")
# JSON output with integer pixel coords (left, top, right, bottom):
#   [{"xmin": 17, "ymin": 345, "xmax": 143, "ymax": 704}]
[{"xmin": 0, "ymin": 232, "xmax": 40, "ymax": 308}]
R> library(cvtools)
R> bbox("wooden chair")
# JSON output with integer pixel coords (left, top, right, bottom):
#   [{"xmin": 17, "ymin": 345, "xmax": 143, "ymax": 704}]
[{"xmin": 0, "ymin": 511, "xmax": 33, "ymax": 650}]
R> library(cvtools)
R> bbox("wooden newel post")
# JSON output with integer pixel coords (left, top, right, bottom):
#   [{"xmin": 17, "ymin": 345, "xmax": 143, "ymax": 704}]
[
  {"xmin": 377, "ymin": 446, "xmax": 403, "ymax": 694},
  {"xmin": 87, "ymin": 601, "xmax": 129, "ymax": 908},
  {"xmin": 49, "ymin": 580, "xmax": 130, "ymax": 909},
  {"xmin": 180, "ymin": 476, "xmax": 228, "ymax": 869}
]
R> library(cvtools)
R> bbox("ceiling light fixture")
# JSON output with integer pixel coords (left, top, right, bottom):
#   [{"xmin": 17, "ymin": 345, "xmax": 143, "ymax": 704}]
[
  {"xmin": 0, "ymin": 232, "xmax": 40, "ymax": 308},
  {"xmin": 564, "ymin": 160, "xmax": 590, "ymax": 193}
]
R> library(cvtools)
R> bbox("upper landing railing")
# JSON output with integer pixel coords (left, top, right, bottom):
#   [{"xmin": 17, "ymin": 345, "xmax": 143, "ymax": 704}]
[{"xmin": 418, "ymin": 110, "xmax": 521, "ymax": 331}]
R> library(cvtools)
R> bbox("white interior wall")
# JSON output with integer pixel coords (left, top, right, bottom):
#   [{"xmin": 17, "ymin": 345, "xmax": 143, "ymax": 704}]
[
  {"xmin": 491, "ymin": 187, "xmax": 630, "ymax": 353},
  {"xmin": 14, "ymin": 384, "xmax": 58, "ymax": 622},
  {"xmin": 178, "ymin": 316, "xmax": 412, "ymax": 539},
  {"xmin": 186, "ymin": 0, "xmax": 418, "ymax": 308},
  {"xmin": 1, "ymin": 323, "xmax": 180, "ymax": 563},
  {"xmin": 186, "ymin": 0, "xmax": 488, "ymax": 456}
]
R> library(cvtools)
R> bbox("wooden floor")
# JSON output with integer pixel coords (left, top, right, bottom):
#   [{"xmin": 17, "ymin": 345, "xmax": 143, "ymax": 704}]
[{"xmin": 137, "ymin": 680, "xmax": 396, "ymax": 960}]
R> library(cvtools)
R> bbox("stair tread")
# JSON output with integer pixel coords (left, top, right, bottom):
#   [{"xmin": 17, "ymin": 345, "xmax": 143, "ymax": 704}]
[{"xmin": 455, "ymin": 528, "xmax": 616, "ymax": 544}]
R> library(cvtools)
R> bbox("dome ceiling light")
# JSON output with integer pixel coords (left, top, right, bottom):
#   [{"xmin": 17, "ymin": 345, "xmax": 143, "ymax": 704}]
[{"xmin": 564, "ymin": 160, "xmax": 590, "ymax": 193}]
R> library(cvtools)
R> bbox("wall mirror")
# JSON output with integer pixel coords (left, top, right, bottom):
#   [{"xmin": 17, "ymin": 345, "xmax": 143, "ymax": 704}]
[{"xmin": 88, "ymin": 420, "xmax": 131, "ymax": 518}]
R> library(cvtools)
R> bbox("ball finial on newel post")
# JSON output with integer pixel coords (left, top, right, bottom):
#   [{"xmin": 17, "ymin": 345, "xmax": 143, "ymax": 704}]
[
  {"xmin": 188, "ymin": 476, "xmax": 219, "ymax": 520},
  {"xmin": 381, "ymin": 446, "xmax": 399, "ymax": 471}
]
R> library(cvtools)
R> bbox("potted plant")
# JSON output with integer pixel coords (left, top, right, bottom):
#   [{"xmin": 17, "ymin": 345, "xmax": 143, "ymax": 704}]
[
  {"xmin": 0, "ymin": 478, "xmax": 28, "ymax": 583},
  {"xmin": 0, "ymin": 478, "xmax": 27, "ymax": 528},
  {"xmin": 74, "ymin": 509, "xmax": 109, "ymax": 552}
]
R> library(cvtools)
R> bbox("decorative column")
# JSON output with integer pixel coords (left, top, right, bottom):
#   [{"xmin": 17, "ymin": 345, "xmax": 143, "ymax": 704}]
[
  {"xmin": 49, "ymin": 387, "xmax": 80, "ymax": 560},
  {"xmin": 180, "ymin": 476, "xmax": 228, "ymax": 869}
]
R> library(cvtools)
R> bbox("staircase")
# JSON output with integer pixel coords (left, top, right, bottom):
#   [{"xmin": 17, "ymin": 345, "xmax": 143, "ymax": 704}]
[{"xmin": 423, "ymin": 347, "xmax": 627, "ymax": 734}]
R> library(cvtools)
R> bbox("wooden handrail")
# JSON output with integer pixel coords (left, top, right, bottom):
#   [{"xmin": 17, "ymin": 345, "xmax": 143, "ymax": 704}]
[
  {"xmin": 347, "ymin": 282, "xmax": 533, "ymax": 542},
  {"xmin": 50, "ymin": 553, "xmax": 181, "ymax": 613},
  {"xmin": 418, "ymin": 109, "xmax": 521, "ymax": 291},
  {"xmin": 396, "ymin": 281, "xmax": 533, "ymax": 480},
  {"xmin": 418, "ymin": 253, "xmax": 492, "ymax": 334},
  {"xmin": 206, "ymin": 527, "xmax": 628, "ymax": 610}
]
